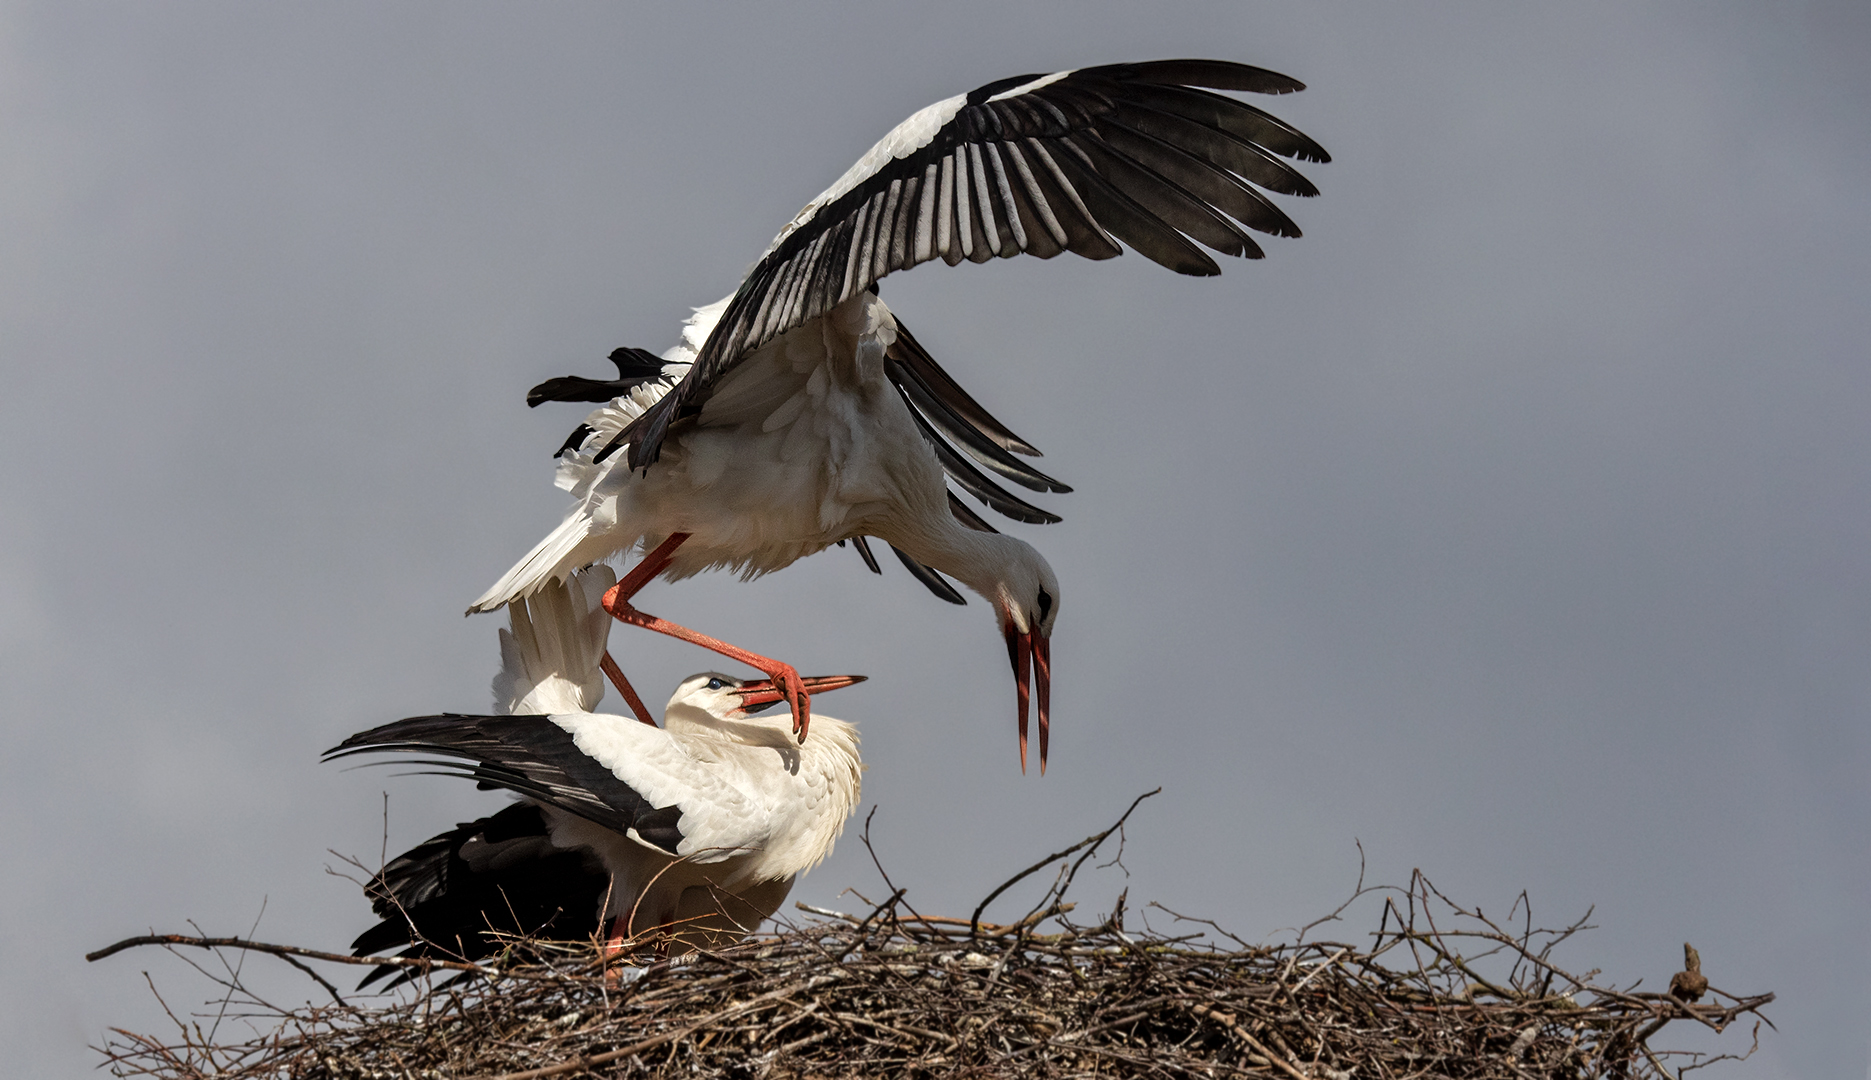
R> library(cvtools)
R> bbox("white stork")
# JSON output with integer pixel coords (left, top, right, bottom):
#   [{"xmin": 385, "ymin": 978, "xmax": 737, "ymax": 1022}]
[
  {"xmin": 471, "ymin": 59, "xmax": 1329, "ymax": 770},
  {"xmin": 331, "ymin": 568, "xmax": 865, "ymax": 976}
]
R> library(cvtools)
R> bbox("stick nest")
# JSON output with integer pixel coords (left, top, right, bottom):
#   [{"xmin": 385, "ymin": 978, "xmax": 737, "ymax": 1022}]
[{"xmin": 93, "ymin": 797, "xmax": 1772, "ymax": 1079}]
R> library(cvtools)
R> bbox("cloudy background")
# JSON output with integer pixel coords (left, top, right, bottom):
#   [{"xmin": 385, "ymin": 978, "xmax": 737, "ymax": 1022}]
[{"xmin": 3, "ymin": 3, "xmax": 1866, "ymax": 1076}]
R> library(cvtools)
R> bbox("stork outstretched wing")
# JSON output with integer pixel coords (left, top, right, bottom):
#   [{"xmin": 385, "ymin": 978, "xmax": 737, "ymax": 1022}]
[{"xmin": 615, "ymin": 59, "xmax": 1327, "ymax": 470}]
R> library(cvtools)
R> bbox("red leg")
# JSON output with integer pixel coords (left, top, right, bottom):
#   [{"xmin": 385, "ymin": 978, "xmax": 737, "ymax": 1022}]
[
  {"xmin": 592, "ymin": 533, "xmax": 691, "ymax": 728},
  {"xmin": 600, "ymin": 653, "xmax": 658, "ymax": 727},
  {"xmin": 616, "ymin": 533, "xmax": 691, "ymax": 602},
  {"xmin": 601, "ymin": 917, "xmax": 630, "ymax": 985},
  {"xmin": 604, "ymin": 599, "xmax": 813, "ymax": 743},
  {"xmin": 600, "ymin": 532, "xmax": 813, "ymax": 742}
]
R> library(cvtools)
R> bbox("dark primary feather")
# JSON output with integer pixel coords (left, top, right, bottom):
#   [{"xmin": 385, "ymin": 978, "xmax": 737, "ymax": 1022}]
[
  {"xmin": 617, "ymin": 57, "xmax": 1328, "ymax": 470},
  {"xmin": 891, "ymin": 543, "xmax": 968, "ymax": 605},
  {"xmin": 887, "ymin": 321, "xmax": 1040, "ymax": 456},
  {"xmin": 890, "ymin": 367, "xmax": 1067, "ymax": 491},
  {"xmin": 881, "ymin": 314, "xmax": 1068, "ymax": 522},
  {"xmin": 851, "ymin": 534, "xmax": 883, "ymax": 574},
  {"xmin": 526, "ymin": 346, "xmax": 667, "ymax": 407},
  {"xmin": 896, "ymin": 383, "xmax": 1062, "ymax": 525},
  {"xmin": 885, "ymin": 326, "xmax": 1069, "ymax": 495},
  {"xmin": 349, "ymin": 803, "xmax": 608, "ymax": 988},
  {"xmin": 947, "ymin": 490, "xmax": 999, "ymax": 533},
  {"xmin": 325, "ymin": 713, "xmax": 686, "ymax": 854}
]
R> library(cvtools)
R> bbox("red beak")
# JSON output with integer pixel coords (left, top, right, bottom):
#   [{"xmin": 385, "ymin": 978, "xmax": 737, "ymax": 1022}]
[
  {"xmin": 734, "ymin": 674, "xmax": 866, "ymax": 712},
  {"xmin": 1005, "ymin": 622, "xmax": 1052, "ymax": 774}
]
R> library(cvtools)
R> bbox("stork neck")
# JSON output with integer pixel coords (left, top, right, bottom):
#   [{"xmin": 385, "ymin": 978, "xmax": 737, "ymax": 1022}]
[
  {"xmin": 663, "ymin": 702, "xmax": 782, "ymax": 744},
  {"xmin": 888, "ymin": 516, "xmax": 1032, "ymax": 608},
  {"xmin": 666, "ymin": 702, "xmax": 859, "ymax": 761}
]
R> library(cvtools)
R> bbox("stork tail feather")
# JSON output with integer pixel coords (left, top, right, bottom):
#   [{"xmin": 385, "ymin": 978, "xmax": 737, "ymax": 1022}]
[{"xmin": 470, "ymin": 511, "xmax": 605, "ymax": 614}]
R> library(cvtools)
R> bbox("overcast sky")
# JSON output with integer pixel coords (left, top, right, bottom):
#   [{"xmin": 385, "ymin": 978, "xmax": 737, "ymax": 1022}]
[{"xmin": 3, "ymin": 3, "xmax": 1867, "ymax": 1076}]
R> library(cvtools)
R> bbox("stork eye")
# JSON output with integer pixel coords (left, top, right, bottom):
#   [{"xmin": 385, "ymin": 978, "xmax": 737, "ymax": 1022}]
[
  {"xmin": 706, "ymin": 678, "xmax": 726, "ymax": 690},
  {"xmin": 1036, "ymin": 588, "xmax": 1053, "ymax": 622}
]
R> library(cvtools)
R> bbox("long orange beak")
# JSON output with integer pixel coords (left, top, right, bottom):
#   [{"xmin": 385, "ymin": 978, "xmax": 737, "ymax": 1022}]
[
  {"xmin": 734, "ymin": 674, "xmax": 866, "ymax": 713},
  {"xmin": 1006, "ymin": 623, "xmax": 1052, "ymax": 774}
]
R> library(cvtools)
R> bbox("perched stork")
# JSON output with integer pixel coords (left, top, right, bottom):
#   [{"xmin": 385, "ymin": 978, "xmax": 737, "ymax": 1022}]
[
  {"xmin": 331, "ymin": 569, "xmax": 864, "ymax": 979},
  {"xmin": 473, "ymin": 60, "xmax": 1329, "ymax": 770}
]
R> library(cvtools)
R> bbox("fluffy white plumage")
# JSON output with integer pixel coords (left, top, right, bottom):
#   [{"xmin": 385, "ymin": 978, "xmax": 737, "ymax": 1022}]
[
  {"xmin": 475, "ymin": 290, "xmax": 1039, "ymax": 601},
  {"xmin": 474, "ymin": 291, "xmax": 1056, "ymax": 635},
  {"xmin": 494, "ymin": 563, "xmax": 618, "ymax": 715}
]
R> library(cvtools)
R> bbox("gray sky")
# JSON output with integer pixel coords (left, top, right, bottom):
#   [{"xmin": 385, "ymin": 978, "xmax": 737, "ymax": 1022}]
[{"xmin": 4, "ymin": 3, "xmax": 1866, "ymax": 1075}]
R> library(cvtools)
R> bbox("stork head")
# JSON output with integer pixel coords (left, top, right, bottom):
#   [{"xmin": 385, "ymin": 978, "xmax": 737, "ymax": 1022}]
[
  {"xmin": 667, "ymin": 672, "xmax": 867, "ymax": 724},
  {"xmin": 981, "ymin": 539, "xmax": 1059, "ymax": 775}
]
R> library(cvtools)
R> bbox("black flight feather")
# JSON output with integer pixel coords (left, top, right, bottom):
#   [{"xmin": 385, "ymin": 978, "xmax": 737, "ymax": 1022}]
[
  {"xmin": 553, "ymin": 423, "xmax": 594, "ymax": 459},
  {"xmin": 349, "ymin": 803, "xmax": 608, "ymax": 988},
  {"xmin": 886, "ymin": 322, "xmax": 1040, "ymax": 455},
  {"xmin": 326, "ymin": 713, "xmax": 686, "ymax": 855},
  {"xmin": 948, "ymin": 490, "xmax": 999, "ymax": 533},
  {"xmin": 890, "ymin": 543, "xmax": 968, "ymax": 605},
  {"xmin": 851, "ymin": 534, "xmax": 883, "ymax": 574},
  {"xmin": 890, "ymin": 362, "xmax": 1071, "ymax": 493},
  {"xmin": 894, "ymin": 383, "xmax": 1062, "ymax": 524}
]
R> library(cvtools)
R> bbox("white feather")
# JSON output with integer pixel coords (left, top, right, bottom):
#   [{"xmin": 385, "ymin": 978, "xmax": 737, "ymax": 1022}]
[{"xmin": 493, "ymin": 564, "xmax": 616, "ymax": 715}]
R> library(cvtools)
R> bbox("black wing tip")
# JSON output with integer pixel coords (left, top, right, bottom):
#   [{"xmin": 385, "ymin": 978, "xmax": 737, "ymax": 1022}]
[
  {"xmin": 322, "ymin": 713, "xmax": 504, "ymax": 760},
  {"xmin": 525, "ymin": 377, "xmax": 567, "ymax": 408},
  {"xmin": 890, "ymin": 543, "xmax": 969, "ymax": 605},
  {"xmin": 1114, "ymin": 59, "xmax": 1309, "ymax": 96},
  {"xmin": 851, "ymin": 534, "xmax": 884, "ymax": 575},
  {"xmin": 593, "ymin": 431, "xmax": 627, "ymax": 464}
]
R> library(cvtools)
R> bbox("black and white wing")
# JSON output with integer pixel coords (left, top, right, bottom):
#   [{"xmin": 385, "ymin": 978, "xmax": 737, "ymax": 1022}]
[
  {"xmin": 325, "ymin": 713, "xmax": 767, "ymax": 861},
  {"xmin": 348, "ymin": 802, "xmax": 607, "ymax": 987},
  {"xmin": 619, "ymin": 58, "xmax": 1329, "ymax": 469}
]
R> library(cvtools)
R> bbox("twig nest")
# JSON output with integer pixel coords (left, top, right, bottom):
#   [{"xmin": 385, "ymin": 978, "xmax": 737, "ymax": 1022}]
[{"xmin": 96, "ymin": 885, "xmax": 1773, "ymax": 1079}]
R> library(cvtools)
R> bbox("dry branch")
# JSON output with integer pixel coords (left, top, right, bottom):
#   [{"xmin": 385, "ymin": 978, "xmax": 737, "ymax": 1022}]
[{"xmin": 93, "ymin": 807, "xmax": 1772, "ymax": 1080}]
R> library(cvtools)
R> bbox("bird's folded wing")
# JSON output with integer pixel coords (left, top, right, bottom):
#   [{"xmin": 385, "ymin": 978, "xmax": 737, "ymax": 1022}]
[
  {"xmin": 328, "ymin": 712, "xmax": 763, "ymax": 861},
  {"xmin": 549, "ymin": 712, "xmax": 774, "ymax": 862}
]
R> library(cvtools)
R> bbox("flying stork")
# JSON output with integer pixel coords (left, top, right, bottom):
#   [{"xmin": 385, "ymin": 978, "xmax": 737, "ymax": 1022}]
[
  {"xmin": 472, "ymin": 59, "xmax": 1329, "ymax": 771},
  {"xmin": 331, "ymin": 568, "xmax": 865, "ymax": 977}
]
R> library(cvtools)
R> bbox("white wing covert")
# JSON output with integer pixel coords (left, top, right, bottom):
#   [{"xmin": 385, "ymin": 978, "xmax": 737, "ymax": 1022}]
[{"xmin": 552, "ymin": 713, "xmax": 774, "ymax": 863}]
